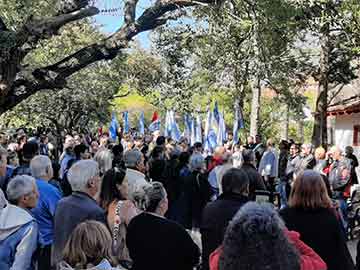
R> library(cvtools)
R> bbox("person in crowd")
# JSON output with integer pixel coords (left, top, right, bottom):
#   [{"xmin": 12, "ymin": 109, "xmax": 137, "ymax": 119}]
[
  {"xmin": 278, "ymin": 140, "xmax": 289, "ymax": 180},
  {"xmin": 99, "ymin": 167, "xmax": 138, "ymax": 266},
  {"xmin": 13, "ymin": 141, "xmax": 39, "ymax": 177},
  {"xmin": 53, "ymin": 160, "xmax": 106, "ymax": 267},
  {"xmin": 59, "ymin": 221, "xmax": 118, "ymax": 270},
  {"xmin": 328, "ymin": 146, "xmax": 352, "ymax": 228},
  {"xmin": 207, "ymin": 146, "xmax": 225, "ymax": 172},
  {"xmin": 232, "ymin": 144, "xmax": 243, "ymax": 168},
  {"xmin": 0, "ymin": 177, "xmax": 39, "ymax": 270},
  {"xmin": 0, "ymin": 146, "xmax": 9, "ymax": 193},
  {"xmin": 60, "ymin": 137, "xmax": 75, "ymax": 179},
  {"xmin": 149, "ymin": 146, "xmax": 166, "ymax": 182},
  {"xmin": 155, "ymin": 135, "xmax": 166, "ymax": 148},
  {"xmin": 193, "ymin": 142, "xmax": 203, "ymax": 155},
  {"xmin": 112, "ymin": 144, "xmax": 126, "ymax": 170},
  {"xmin": 181, "ymin": 154, "xmax": 213, "ymax": 229},
  {"xmin": 280, "ymin": 170, "xmax": 354, "ymax": 270},
  {"xmin": 313, "ymin": 147, "xmax": 327, "ymax": 173},
  {"xmin": 126, "ymin": 182, "xmax": 200, "ymax": 270},
  {"xmin": 90, "ymin": 141, "xmax": 99, "ymax": 157},
  {"xmin": 245, "ymin": 135, "xmax": 256, "ymax": 150},
  {"xmin": 217, "ymin": 202, "xmax": 301, "ymax": 270},
  {"xmin": 241, "ymin": 149, "xmax": 266, "ymax": 201},
  {"xmin": 39, "ymin": 135, "xmax": 49, "ymax": 156},
  {"xmin": 30, "ymin": 155, "xmax": 62, "ymax": 270},
  {"xmin": 179, "ymin": 151, "xmax": 191, "ymax": 178},
  {"xmin": 73, "ymin": 143, "xmax": 91, "ymax": 161},
  {"xmin": 345, "ymin": 146, "xmax": 359, "ymax": 185},
  {"xmin": 297, "ymin": 143, "xmax": 316, "ymax": 170},
  {"xmin": 123, "ymin": 149, "xmax": 150, "ymax": 208},
  {"xmin": 210, "ymin": 202, "xmax": 327, "ymax": 270},
  {"xmin": 258, "ymin": 139, "xmax": 278, "ymax": 196},
  {"xmin": 94, "ymin": 149, "xmax": 113, "ymax": 176},
  {"xmin": 201, "ymin": 168, "xmax": 250, "ymax": 270},
  {"xmin": 253, "ymin": 134, "xmax": 266, "ymax": 167},
  {"xmin": 208, "ymin": 152, "xmax": 233, "ymax": 196}
]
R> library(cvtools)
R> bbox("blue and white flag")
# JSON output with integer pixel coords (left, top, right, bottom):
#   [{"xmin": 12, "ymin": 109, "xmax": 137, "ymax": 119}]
[
  {"xmin": 195, "ymin": 114, "xmax": 202, "ymax": 144},
  {"xmin": 149, "ymin": 111, "xmax": 160, "ymax": 132},
  {"xmin": 170, "ymin": 110, "xmax": 181, "ymax": 142},
  {"xmin": 138, "ymin": 111, "xmax": 145, "ymax": 135},
  {"xmin": 190, "ymin": 117, "xmax": 196, "ymax": 146},
  {"xmin": 183, "ymin": 114, "xmax": 192, "ymax": 141},
  {"xmin": 233, "ymin": 103, "xmax": 245, "ymax": 144},
  {"xmin": 164, "ymin": 111, "xmax": 171, "ymax": 137},
  {"xmin": 109, "ymin": 112, "xmax": 119, "ymax": 141},
  {"xmin": 216, "ymin": 112, "xmax": 226, "ymax": 146},
  {"xmin": 123, "ymin": 111, "xmax": 129, "ymax": 134}
]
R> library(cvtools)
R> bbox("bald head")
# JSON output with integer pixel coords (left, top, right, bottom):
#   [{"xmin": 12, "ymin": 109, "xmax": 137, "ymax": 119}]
[
  {"xmin": 214, "ymin": 146, "xmax": 226, "ymax": 158},
  {"xmin": 330, "ymin": 146, "xmax": 342, "ymax": 161}
]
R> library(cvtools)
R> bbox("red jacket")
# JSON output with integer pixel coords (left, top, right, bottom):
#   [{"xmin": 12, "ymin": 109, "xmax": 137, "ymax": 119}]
[{"xmin": 209, "ymin": 230, "xmax": 327, "ymax": 270}]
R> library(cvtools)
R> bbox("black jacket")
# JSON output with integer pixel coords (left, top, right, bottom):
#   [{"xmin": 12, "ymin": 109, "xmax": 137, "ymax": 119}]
[
  {"xmin": 200, "ymin": 193, "xmax": 249, "ymax": 270},
  {"xmin": 52, "ymin": 191, "xmax": 107, "ymax": 266},
  {"xmin": 127, "ymin": 212, "xmax": 200, "ymax": 270},
  {"xmin": 241, "ymin": 163, "xmax": 266, "ymax": 201},
  {"xmin": 280, "ymin": 207, "xmax": 354, "ymax": 270}
]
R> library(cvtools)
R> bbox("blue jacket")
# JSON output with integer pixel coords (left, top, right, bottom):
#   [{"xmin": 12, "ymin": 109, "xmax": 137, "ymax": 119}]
[
  {"xmin": 0, "ymin": 203, "xmax": 38, "ymax": 270},
  {"xmin": 31, "ymin": 179, "xmax": 62, "ymax": 246}
]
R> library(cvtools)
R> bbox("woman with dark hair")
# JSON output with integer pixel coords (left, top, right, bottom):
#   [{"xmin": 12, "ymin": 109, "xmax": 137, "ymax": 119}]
[
  {"xmin": 99, "ymin": 168, "xmax": 137, "ymax": 266},
  {"xmin": 219, "ymin": 202, "xmax": 301, "ymax": 270},
  {"xmin": 126, "ymin": 182, "xmax": 200, "ymax": 270},
  {"xmin": 280, "ymin": 170, "xmax": 354, "ymax": 270}
]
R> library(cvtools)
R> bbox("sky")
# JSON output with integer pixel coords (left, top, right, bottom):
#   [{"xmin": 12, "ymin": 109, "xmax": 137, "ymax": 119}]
[{"xmin": 93, "ymin": 0, "xmax": 153, "ymax": 50}]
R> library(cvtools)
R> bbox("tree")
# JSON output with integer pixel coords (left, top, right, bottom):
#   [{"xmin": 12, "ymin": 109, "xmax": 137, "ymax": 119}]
[{"xmin": 0, "ymin": 0, "xmax": 218, "ymax": 115}]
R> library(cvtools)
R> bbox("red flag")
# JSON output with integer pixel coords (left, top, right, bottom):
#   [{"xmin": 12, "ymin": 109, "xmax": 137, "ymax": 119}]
[{"xmin": 151, "ymin": 111, "xmax": 159, "ymax": 122}]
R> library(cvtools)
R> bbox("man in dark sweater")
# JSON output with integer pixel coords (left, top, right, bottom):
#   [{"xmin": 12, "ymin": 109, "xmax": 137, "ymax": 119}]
[
  {"xmin": 201, "ymin": 168, "xmax": 250, "ymax": 270},
  {"xmin": 52, "ymin": 160, "xmax": 106, "ymax": 267}
]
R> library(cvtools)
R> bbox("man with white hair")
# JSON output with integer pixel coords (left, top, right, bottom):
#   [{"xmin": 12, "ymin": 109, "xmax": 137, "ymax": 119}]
[
  {"xmin": 328, "ymin": 145, "xmax": 352, "ymax": 228},
  {"xmin": 297, "ymin": 143, "xmax": 316, "ymax": 170},
  {"xmin": 0, "ymin": 176, "xmax": 39, "ymax": 270},
  {"xmin": 30, "ymin": 155, "xmax": 62, "ymax": 270},
  {"xmin": 124, "ymin": 149, "xmax": 150, "ymax": 205},
  {"xmin": 52, "ymin": 160, "xmax": 106, "ymax": 267}
]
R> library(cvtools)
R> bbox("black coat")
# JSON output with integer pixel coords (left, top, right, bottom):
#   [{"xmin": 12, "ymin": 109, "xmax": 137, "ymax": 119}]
[
  {"xmin": 200, "ymin": 193, "xmax": 249, "ymax": 270},
  {"xmin": 127, "ymin": 212, "xmax": 200, "ymax": 270},
  {"xmin": 241, "ymin": 163, "xmax": 266, "ymax": 201},
  {"xmin": 280, "ymin": 207, "xmax": 354, "ymax": 270},
  {"xmin": 52, "ymin": 192, "xmax": 107, "ymax": 266}
]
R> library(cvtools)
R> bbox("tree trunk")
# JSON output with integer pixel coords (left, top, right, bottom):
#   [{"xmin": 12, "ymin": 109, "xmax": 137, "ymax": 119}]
[
  {"xmin": 281, "ymin": 104, "xmax": 289, "ymax": 140},
  {"xmin": 298, "ymin": 118, "xmax": 304, "ymax": 144},
  {"xmin": 250, "ymin": 78, "xmax": 261, "ymax": 137},
  {"xmin": 312, "ymin": 23, "xmax": 330, "ymax": 147}
]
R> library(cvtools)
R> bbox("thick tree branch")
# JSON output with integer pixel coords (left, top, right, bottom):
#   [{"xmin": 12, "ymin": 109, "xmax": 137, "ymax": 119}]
[
  {"xmin": 16, "ymin": 6, "xmax": 99, "ymax": 52},
  {"xmin": 124, "ymin": 0, "xmax": 139, "ymax": 25}
]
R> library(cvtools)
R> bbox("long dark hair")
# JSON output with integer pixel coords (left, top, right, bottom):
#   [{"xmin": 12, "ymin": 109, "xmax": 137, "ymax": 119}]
[{"xmin": 99, "ymin": 167, "xmax": 127, "ymax": 209}]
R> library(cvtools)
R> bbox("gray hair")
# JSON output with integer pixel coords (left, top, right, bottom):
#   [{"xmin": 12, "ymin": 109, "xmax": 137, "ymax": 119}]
[
  {"xmin": 144, "ymin": 182, "xmax": 167, "ymax": 212},
  {"xmin": 124, "ymin": 149, "xmax": 143, "ymax": 168},
  {"xmin": 0, "ymin": 189, "xmax": 7, "ymax": 208},
  {"xmin": 94, "ymin": 149, "xmax": 113, "ymax": 174},
  {"xmin": 30, "ymin": 155, "xmax": 52, "ymax": 179},
  {"xmin": 190, "ymin": 154, "xmax": 205, "ymax": 171},
  {"xmin": 7, "ymin": 175, "xmax": 36, "ymax": 204},
  {"xmin": 220, "ymin": 202, "xmax": 300, "ymax": 270},
  {"xmin": 68, "ymin": 160, "xmax": 99, "ymax": 192}
]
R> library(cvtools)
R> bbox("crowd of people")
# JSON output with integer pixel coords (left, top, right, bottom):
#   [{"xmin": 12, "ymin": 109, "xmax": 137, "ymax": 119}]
[{"xmin": 0, "ymin": 127, "xmax": 359, "ymax": 270}]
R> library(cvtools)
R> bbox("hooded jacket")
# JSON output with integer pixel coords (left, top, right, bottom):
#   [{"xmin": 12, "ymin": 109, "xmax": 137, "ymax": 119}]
[
  {"xmin": 0, "ymin": 195, "xmax": 38, "ymax": 270},
  {"xmin": 58, "ymin": 259, "xmax": 121, "ymax": 270}
]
